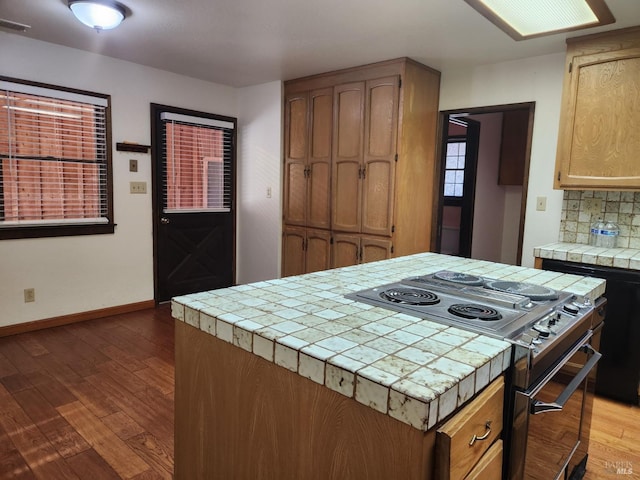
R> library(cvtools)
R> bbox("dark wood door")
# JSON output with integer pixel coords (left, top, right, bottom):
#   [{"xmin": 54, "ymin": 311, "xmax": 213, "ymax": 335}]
[{"xmin": 151, "ymin": 104, "xmax": 236, "ymax": 302}]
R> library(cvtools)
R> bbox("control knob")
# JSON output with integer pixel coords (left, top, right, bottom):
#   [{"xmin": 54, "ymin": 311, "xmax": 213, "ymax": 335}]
[
  {"xmin": 533, "ymin": 323, "xmax": 551, "ymax": 338},
  {"xmin": 563, "ymin": 303, "xmax": 580, "ymax": 315}
]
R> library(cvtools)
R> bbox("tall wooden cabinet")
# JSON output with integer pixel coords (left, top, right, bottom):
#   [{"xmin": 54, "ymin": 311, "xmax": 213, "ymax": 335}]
[
  {"xmin": 554, "ymin": 26, "xmax": 640, "ymax": 190},
  {"xmin": 282, "ymin": 58, "xmax": 441, "ymax": 275}
]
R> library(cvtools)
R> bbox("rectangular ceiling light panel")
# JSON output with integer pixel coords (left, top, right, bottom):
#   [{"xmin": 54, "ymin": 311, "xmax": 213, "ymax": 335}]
[{"xmin": 465, "ymin": 0, "xmax": 615, "ymax": 40}]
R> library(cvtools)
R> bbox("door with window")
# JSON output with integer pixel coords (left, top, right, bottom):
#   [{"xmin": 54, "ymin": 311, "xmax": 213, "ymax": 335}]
[
  {"xmin": 438, "ymin": 117, "xmax": 480, "ymax": 258},
  {"xmin": 151, "ymin": 104, "xmax": 236, "ymax": 302}
]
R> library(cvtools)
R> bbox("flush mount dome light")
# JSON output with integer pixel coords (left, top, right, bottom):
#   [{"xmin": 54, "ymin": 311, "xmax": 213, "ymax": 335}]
[{"xmin": 69, "ymin": 0, "xmax": 126, "ymax": 31}]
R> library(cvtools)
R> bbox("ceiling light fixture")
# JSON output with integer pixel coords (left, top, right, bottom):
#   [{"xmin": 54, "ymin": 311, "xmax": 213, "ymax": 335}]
[
  {"xmin": 68, "ymin": 0, "xmax": 127, "ymax": 31},
  {"xmin": 464, "ymin": 0, "xmax": 615, "ymax": 40}
]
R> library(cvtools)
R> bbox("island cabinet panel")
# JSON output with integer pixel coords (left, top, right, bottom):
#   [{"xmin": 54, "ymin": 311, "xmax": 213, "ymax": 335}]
[
  {"xmin": 554, "ymin": 26, "xmax": 640, "ymax": 190},
  {"xmin": 435, "ymin": 376, "xmax": 504, "ymax": 480},
  {"xmin": 282, "ymin": 58, "xmax": 440, "ymax": 275},
  {"xmin": 175, "ymin": 321, "xmax": 437, "ymax": 480}
]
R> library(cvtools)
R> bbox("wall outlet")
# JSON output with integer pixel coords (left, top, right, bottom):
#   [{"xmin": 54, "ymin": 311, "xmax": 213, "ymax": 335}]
[
  {"xmin": 536, "ymin": 196, "xmax": 547, "ymax": 211},
  {"xmin": 24, "ymin": 288, "xmax": 35, "ymax": 303},
  {"xmin": 130, "ymin": 181, "xmax": 147, "ymax": 194},
  {"xmin": 129, "ymin": 159, "xmax": 138, "ymax": 172},
  {"xmin": 583, "ymin": 198, "xmax": 603, "ymax": 215}
]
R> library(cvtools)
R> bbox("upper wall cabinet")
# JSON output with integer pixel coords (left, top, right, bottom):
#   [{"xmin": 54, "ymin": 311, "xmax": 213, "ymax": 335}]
[{"xmin": 555, "ymin": 26, "xmax": 640, "ymax": 190}]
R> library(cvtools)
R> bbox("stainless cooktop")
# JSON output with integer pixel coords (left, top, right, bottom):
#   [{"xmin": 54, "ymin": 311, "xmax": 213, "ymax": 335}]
[{"xmin": 346, "ymin": 270, "xmax": 575, "ymax": 340}]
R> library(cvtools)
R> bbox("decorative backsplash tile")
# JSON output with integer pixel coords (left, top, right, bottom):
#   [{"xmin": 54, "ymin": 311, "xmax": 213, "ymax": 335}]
[{"xmin": 560, "ymin": 191, "xmax": 640, "ymax": 248}]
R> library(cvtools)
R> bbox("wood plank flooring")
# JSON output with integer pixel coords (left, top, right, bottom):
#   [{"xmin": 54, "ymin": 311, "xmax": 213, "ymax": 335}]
[
  {"xmin": 0, "ymin": 305, "xmax": 174, "ymax": 480},
  {"xmin": 0, "ymin": 305, "xmax": 638, "ymax": 479}
]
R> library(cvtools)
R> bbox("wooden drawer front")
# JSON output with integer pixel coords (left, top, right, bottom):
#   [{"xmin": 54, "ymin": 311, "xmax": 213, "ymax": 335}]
[
  {"xmin": 465, "ymin": 439, "xmax": 503, "ymax": 480},
  {"xmin": 436, "ymin": 376, "xmax": 504, "ymax": 480}
]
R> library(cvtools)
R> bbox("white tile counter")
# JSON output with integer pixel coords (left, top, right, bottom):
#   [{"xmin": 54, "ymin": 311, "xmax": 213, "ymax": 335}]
[
  {"xmin": 171, "ymin": 252, "xmax": 606, "ymax": 432},
  {"xmin": 535, "ymin": 242, "xmax": 640, "ymax": 271}
]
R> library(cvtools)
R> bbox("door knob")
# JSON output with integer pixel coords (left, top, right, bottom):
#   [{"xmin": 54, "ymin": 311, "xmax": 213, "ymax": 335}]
[{"xmin": 160, "ymin": 217, "xmax": 170, "ymax": 225}]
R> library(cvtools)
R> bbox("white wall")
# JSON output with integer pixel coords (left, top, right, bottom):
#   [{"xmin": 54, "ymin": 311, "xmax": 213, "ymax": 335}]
[
  {"xmin": 237, "ymin": 82, "xmax": 282, "ymax": 284},
  {"xmin": 440, "ymin": 53, "xmax": 566, "ymax": 267},
  {"xmin": 0, "ymin": 33, "xmax": 280, "ymax": 327}
]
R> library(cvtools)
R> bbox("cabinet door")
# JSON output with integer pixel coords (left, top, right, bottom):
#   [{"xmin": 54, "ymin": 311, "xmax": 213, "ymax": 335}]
[
  {"xmin": 282, "ymin": 226, "xmax": 306, "ymax": 277},
  {"xmin": 306, "ymin": 228, "xmax": 332, "ymax": 273},
  {"xmin": 362, "ymin": 77, "xmax": 398, "ymax": 236},
  {"xmin": 308, "ymin": 88, "xmax": 333, "ymax": 230},
  {"xmin": 283, "ymin": 93, "xmax": 309, "ymax": 225},
  {"xmin": 361, "ymin": 236, "xmax": 392, "ymax": 264},
  {"xmin": 332, "ymin": 233, "xmax": 361, "ymax": 268},
  {"xmin": 555, "ymin": 47, "xmax": 640, "ymax": 189},
  {"xmin": 332, "ymin": 82, "xmax": 364, "ymax": 233}
]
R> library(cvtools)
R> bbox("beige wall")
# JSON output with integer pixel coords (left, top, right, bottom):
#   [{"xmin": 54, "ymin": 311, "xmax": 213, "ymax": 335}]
[
  {"xmin": 0, "ymin": 33, "xmax": 282, "ymax": 327},
  {"xmin": 440, "ymin": 52, "xmax": 566, "ymax": 267}
]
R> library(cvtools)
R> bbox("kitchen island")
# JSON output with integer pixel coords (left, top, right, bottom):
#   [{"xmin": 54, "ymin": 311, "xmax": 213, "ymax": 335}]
[{"xmin": 172, "ymin": 252, "xmax": 605, "ymax": 479}]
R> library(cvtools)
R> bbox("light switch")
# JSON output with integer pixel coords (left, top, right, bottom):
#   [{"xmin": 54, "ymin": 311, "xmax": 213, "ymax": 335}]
[
  {"xmin": 129, "ymin": 159, "xmax": 138, "ymax": 172},
  {"xmin": 536, "ymin": 196, "xmax": 547, "ymax": 211}
]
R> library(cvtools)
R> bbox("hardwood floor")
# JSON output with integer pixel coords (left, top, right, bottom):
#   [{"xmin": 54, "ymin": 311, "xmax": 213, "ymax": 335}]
[
  {"xmin": 0, "ymin": 305, "xmax": 638, "ymax": 479},
  {"xmin": 0, "ymin": 305, "xmax": 174, "ymax": 480}
]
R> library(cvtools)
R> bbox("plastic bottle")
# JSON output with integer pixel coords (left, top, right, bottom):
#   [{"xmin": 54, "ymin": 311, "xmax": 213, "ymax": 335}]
[
  {"xmin": 590, "ymin": 218, "xmax": 604, "ymax": 246},
  {"xmin": 601, "ymin": 221, "xmax": 619, "ymax": 248}
]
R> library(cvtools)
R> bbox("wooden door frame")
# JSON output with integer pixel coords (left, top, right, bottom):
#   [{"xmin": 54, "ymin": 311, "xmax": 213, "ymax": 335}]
[{"xmin": 432, "ymin": 102, "xmax": 535, "ymax": 265}]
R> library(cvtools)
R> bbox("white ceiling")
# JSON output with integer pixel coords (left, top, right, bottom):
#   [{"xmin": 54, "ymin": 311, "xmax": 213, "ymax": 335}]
[{"xmin": 2, "ymin": 0, "xmax": 640, "ymax": 87}]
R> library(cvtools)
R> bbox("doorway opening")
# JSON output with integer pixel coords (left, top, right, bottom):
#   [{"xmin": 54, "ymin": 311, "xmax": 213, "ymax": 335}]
[{"xmin": 435, "ymin": 103, "xmax": 534, "ymax": 265}]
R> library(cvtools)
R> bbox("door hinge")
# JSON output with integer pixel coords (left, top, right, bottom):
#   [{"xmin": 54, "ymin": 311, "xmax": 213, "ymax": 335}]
[
  {"xmin": 358, "ymin": 247, "xmax": 363, "ymax": 262},
  {"xmin": 395, "ymin": 153, "xmax": 398, "ymax": 162},
  {"xmin": 398, "ymin": 76, "xmax": 402, "ymax": 89},
  {"xmin": 391, "ymin": 225, "xmax": 395, "ymax": 233},
  {"xmin": 568, "ymin": 62, "xmax": 572, "ymax": 73},
  {"xmin": 557, "ymin": 171, "xmax": 561, "ymax": 181},
  {"xmin": 391, "ymin": 245, "xmax": 394, "ymax": 254},
  {"xmin": 330, "ymin": 236, "xmax": 334, "ymax": 245}
]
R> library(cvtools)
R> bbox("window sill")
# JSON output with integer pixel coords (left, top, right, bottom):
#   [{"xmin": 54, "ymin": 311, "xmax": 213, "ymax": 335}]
[{"xmin": 0, "ymin": 223, "xmax": 116, "ymax": 240}]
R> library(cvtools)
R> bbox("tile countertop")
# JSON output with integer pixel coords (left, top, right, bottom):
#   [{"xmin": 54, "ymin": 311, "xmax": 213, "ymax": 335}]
[
  {"xmin": 171, "ymin": 252, "xmax": 606, "ymax": 433},
  {"xmin": 534, "ymin": 242, "xmax": 640, "ymax": 270}
]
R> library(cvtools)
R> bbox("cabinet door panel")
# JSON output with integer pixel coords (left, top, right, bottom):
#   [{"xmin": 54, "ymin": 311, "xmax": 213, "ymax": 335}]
[
  {"xmin": 361, "ymin": 236, "xmax": 392, "ymax": 264},
  {"xmin": 363, "ymin": 77, "xmax": 397, "ymax": 236},
  {"xmin": 282, "ymin": 226, "xmax": 306, "ymax": 277},
  {"xmin": 306, "ymin": 229, "xmax": 331, "ymax": 273},
  {"xmin": 333, "ymin": 83, "xmax": 364, "ymax": 233},
  {"xmin": 366, "ymin": 77, "xmax": 398, "ymax": 157},
  {"xmin": 284, "ymin": 161, "xmax": 307, "ymax": 225},
  {"xmin": 556, "ymin": 47, "xmax": 640, "ymax": 188},
  {"xmin": 283, "ymin": 93, "xmax": 309, "ymax": 225},
  {"xmin": 332, "ymin": 234, "xmax": 360, "ymax": 268},
  {"xmin": 362, "ymin": 159, "xmax": 394, "ymax": 236},
  {"xmin": 308, "ymin": 89, "xmax": 333, "ymax": 229},
  {"xmin": 286, "ymin": 94, "xmax": 309, "ymax": 160}
]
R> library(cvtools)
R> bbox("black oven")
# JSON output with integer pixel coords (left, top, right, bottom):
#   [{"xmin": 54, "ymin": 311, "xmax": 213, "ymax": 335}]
[{"xmin": 507, "ymin": 300, "xmax": 605, "ymax": 480}]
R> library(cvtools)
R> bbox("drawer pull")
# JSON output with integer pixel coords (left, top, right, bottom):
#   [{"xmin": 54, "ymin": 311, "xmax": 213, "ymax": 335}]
[{"xmin": 469, "ymin": 421, "xmax": 492, "ymax": 446}]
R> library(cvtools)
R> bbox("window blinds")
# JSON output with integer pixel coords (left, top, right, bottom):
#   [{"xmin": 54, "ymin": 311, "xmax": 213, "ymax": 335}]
[
  {"xmin": 0, "ymin": 80, "xmax": 109, "ymax": 226},
  {"xmin": 160, "ymin": 112, "xmax": 234, "ymax": 213}
]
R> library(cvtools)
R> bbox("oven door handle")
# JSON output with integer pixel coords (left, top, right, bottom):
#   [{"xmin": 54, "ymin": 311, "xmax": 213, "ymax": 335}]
[{"xmin": 531, "ymin": 344, "xmax": 601, "ymax": 415}]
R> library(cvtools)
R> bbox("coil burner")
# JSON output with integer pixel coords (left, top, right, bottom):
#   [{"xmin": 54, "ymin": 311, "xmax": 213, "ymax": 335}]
[
  {"xmin": 380, "ymin": 288, "xmax": 440, "ymax": 306},
  {"xmin": 448, "ymin": 304, "xmax": 502, "ymax": 321}
]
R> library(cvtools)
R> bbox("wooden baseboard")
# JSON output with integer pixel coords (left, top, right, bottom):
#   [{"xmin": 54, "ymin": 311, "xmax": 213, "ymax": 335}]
[{"xmin": 0, "ymin": 300, "xmax": 156, "ymax": 337}]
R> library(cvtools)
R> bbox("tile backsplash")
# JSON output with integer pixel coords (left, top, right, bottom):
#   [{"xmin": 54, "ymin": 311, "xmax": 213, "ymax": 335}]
[{"xmin": 560, "ymin": 191, "xmax": 640, "ymax": 249}]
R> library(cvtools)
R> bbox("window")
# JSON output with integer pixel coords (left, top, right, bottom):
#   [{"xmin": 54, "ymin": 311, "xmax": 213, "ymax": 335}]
[
  {"xmin": 160, "ymin": 112, "xmax": 233, "ymax": 213},
  {"xmin": 0, "ymin": 77, "xmax": 113, "ymax": 239},
  {"xmin": 444, "ymin": 140, "xmax": 466, "ymax": 197}
]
